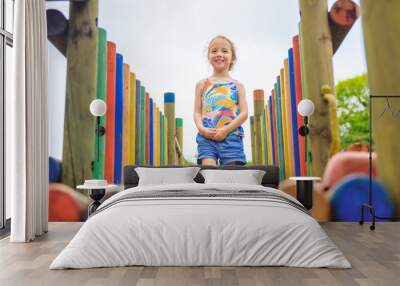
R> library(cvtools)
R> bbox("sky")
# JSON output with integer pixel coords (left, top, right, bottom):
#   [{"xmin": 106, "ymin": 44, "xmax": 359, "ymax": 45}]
[{"xmin": 47, "ymin": 0, "xmax": 367, "ymax": 162}]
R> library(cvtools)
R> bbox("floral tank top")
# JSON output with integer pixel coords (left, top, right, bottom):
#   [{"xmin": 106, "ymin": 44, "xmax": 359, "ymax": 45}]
[{"xmin": 201, "ymin": 78, "xmax": 244, "ymax": 136}]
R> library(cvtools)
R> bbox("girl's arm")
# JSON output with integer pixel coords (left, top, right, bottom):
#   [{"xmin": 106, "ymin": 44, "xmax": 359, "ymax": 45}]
[
  {"xmin": 194, "ymin": 80, "xmax": 217, "ymax": 139},
  {"xmin": 214, "ymin": 82, "xmax": 248, "ymax": 141}
]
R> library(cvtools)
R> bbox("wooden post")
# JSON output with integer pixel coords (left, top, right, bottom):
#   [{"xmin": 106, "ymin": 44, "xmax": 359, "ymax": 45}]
[
  {"xmin": 62, "ymin": 0, "xmax": 98, "ymax": 188},
  {"xmin": 253, "ymin": 90, "xmax": 265, "ymax": 165},
  {"xmin": 176, "ymin": 118, "xmax": 184, "ymax": 165},
  {"xmin": 164, "ymin": 92, "xmax": 176, "ymax": 165},
  {"xmin": 155, "ymin": 106, "xmax": 160, "ymax": 166},
  {"xmin": 280, "ymin": 69, "xmax": 290, "ymax": 178},
  {"xmin": 114, "ymin": 53, "xmax": 124, "ymax": 184},
  {"xmin": 104, "ymin": 41, "xmax": 116, "ymax": 184},
  {"xmin": 93, "ymin": 27, "xmax": 106, "ymax": 180},
  {"xmin": 361, "ymin": 0, "xmax": 400, "ymax": 214},
  {"xmin": 135, "ymin": 80, "xmax": 141, "ymax": 165},
  {"xmin": 250, "ymin": 116, "xmax": 256, "ymax": 165},
  {"xmin": 164, "ymin": 117, "xmax": 169, "ymax": 165},
  {"xmin": 140, "ymin": 86, "xmax": 146, "ymax": 165},
  {"xmin": 284, "ymin": 58, "xmax": 295, "ymax": 177},
  {"xmin": 129, "ymin": 72, "xmax": 136, "ymax": 165},
  {"xmin": 299, "ymin": 0, "xmax": 335, "ymax": 177},
  {"xmin": 122, "ymin": 63, "xmax": 130, "ymax": 171}
]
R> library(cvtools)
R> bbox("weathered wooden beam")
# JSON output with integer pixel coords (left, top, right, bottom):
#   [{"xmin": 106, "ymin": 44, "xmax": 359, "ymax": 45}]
[
  {"xmin": 329, "ymin": 0, "xmax": 360, "ymax": 54},
  {"xmin": 361, "ymin": 0, "xmax": 400, "ymax": 214},
  {"xmin": 62, "ymin": 0, "xmax": 98, "ymax": 188},
  {"xmin": 253, "ymin": 90, "xmax": 265, "ymax": 165},
  {"xmin": 164, "ymin": 92, "xmax": 176, "ymax": 165},
  {"xmin": 299, "ymin": 0, "xmax": 335, "ymax": 177},
  {"xmin": 46, "ymin": 9, "xmax": 68, "ymax": 56}
]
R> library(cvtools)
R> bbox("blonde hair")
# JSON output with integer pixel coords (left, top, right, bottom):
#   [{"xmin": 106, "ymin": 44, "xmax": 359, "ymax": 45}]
[{"xmin": 208, "ymin": 35, "xmax": 237, "ymax": 71}]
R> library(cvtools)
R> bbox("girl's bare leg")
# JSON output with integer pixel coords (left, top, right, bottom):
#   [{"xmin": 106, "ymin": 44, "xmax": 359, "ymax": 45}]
[{"xmin": 201, "ymin": 158, "xmax": 218, "ymax": 166}]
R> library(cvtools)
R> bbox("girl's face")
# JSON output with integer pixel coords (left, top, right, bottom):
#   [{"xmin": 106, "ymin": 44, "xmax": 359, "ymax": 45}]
[{"xmin": 208, "ymin": 38, "xmax": 233, "ymax": 72}]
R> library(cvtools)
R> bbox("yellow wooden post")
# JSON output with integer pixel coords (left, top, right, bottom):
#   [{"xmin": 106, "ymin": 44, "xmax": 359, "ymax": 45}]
[
  {"xmin": 361, "ymin": 0, "xmax": 400, "ymax": 213},
  {"xmin": 284, "ymin": 59, "xmax": 295, "ymax": 177},
  {"xmin": 122, "ymin": 64, "xmax": 130, "ymax": 170},
  {"xmin": 129, "ymin": 72, "xmax": 136, "ymax": 165},
  {"xmin": 280, "ymin": 69, "xmax": 291, "ymax": 178}
]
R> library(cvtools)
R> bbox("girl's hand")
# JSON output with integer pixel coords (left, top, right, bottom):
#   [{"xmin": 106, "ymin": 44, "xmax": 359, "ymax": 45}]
[
  {"xmin": 213, "ymin": 127, "xmax": 229, "ymax": 141},
  {"xmin": 200, "ymin": 127, "xmax": 217, "ymax": 140}
]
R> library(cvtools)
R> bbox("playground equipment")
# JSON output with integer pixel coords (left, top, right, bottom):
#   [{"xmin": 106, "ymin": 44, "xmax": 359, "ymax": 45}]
[
  {"xmin": 249, "ymin": 0, "xmax": 360, "ymax": 180},
  {"xmin": 46, "ymin": 0, "xmax": 400, "ymax": 218},
  {"xmin": 46, "ymin": 2, "xmax": 185, "ymax": 187},
  {"xmin": 328, "ymin": 175, "xmax": 395, "ymax": 221},
  {"xmin": 249, "ymin": 35, "xmax": 308, "ymax": 180}
]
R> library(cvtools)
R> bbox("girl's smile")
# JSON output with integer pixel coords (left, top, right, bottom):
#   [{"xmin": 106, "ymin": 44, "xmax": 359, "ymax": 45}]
[{"xmin": 208, "ymin": 38, "xmax": 234, "ymax": 72}]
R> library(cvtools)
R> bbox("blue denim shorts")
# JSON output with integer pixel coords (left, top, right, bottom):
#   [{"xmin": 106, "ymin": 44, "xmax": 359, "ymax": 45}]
[{"xmin": 196, "ymin": 134, "xmax": 246, "ymax": 165}]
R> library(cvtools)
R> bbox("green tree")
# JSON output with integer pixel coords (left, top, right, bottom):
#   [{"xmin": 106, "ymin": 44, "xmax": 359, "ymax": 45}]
[{"xmin": 335, "ymin": 74, "xmax": 369, "ymax": 149}]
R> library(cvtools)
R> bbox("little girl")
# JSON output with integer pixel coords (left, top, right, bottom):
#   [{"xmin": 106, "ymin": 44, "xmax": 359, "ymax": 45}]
[{"xmin": 194, "ymin": 35, "xmax": 248, "ymax": 166}]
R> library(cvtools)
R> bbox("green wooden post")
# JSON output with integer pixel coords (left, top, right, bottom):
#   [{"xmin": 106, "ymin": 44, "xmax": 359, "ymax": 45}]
[
  {"xmin": 62, "ymin": 0, "xmax": 98, "ymax": 188},
  {"xmin": 361, "ymin": 0, "xmax": 400, "ymax": 214},
  {"xmin": 93, "ymin": 27, "xmax": 107, "ymax": 179},
  {"xmin": 253, "ymin": 90, "xmax": 265, "ymax": 165},
  {"xmin": 176, "ymin": 118, "xmax": 183, "ymax": 165}
]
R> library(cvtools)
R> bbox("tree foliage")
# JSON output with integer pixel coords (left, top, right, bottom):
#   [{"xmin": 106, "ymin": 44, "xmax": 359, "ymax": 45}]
[{"xmin": 335, "ymin": 74, "xmax": 369, "ymax": 149}]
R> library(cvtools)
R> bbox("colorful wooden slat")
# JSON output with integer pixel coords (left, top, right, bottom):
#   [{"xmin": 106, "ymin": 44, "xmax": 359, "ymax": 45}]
[
  {"xmin": 164, "ymin": 92, "xmax": 176, "ymax": 165},
  {"xmin": 270, "ymin": 90, "xmax": 277, "ymax": 166},
  {"xmin": 164, "ymin": 116, "xmax": 168, "ymax": 165},
  {"xmin": 250, "ymin": 116, "xmax": 256, "ymax": 164},
  {"xmin": 275, "ymin": 79, "xmax": 285, "ymax": 180},
  {"xmin": 266, "ymin": 102, "xmax": 273, "ymax": 165},
  {"xmin": 140, "ymin": 86, "xmax": 146, "ymax": 165},
  {"xmin": 104, "ymin": 41, "xmax": 116, "ymax": 184},
  {"xmin": 93, "ymin": 28, "xmax": 107, "ymax": 180},
  {"xmin": 129, "ymin": 73, "xmax": 136, "ymax": 165},
  {"xmin": 284, "ymin": 61, "xmax": 295, "ymax": 177},
  {"xmin": 262, "ymin": 109, "xmax": 268, "ymax": 164},
  {"xmin": 145, "ymin": 93, "xmax": 150, "ymax": 165},
  {"xmin": 149, "ymin": 97, "xmax": 154, "ymax": 166},
  {"xmin": 114, "ymin": 53, "xmax": 124, "ymax": 184},
  {"xmin": 122, "ymin": 63, "xmax": 130, "ymax": 173},
  {"xmin": 160, "ymin": 113, "xmax": 164, "ymax": 165},
  {"xmin": 280, "ymin": 69, "xmax": 290, "ymax": 179},
  {"xmin": 253, "ymin": 90, "xmax": 265, "ymax": 165},
  {"xmin": 155, "ymin": 106, "xmax": 160, "ymax": 166},
  {"xmin": 288, "ymin": 48, "xmax": 301, "ymax": 176},
  {"xmin": 176, "ymin": 118, "xmax": 183, "ymax": 165},
  {"xmin": 135, "ymin": 80, "xmax": 141, "ymax": 165},
  {"xmin": 293, "ymin": 35, "xmax": 307, "ymax": 176}
]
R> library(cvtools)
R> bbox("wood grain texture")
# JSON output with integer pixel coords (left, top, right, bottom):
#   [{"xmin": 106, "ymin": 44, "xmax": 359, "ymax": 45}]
[
  {"xmin": 361, "ymin": 0, "xmax": 400, "ymax": 215},
  {"xmin": 299, "ymin": 0, "xmax": 335, "ymax": 177},
  {"xmin": 62, "ymin": 0, "xmax": 98, "ymax": 188},
  {"xmin": 1, "ymin": 222, "xmax": 399, "ymax": 286},
  {"xmin": 253, "ymin": 90, "xmax": 264, "ymax": 165}
]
